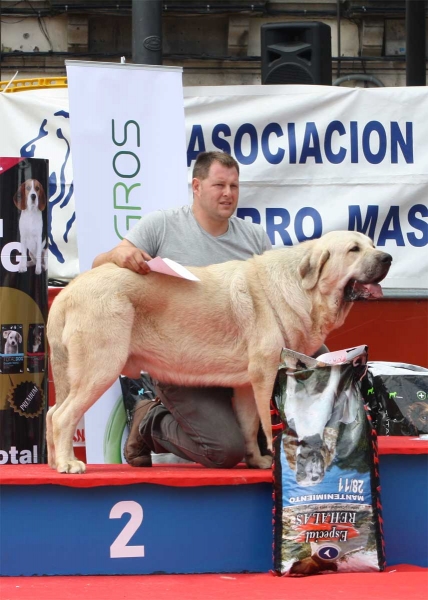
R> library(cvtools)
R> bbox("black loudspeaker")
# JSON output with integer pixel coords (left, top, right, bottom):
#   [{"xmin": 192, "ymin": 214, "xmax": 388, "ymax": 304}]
[{"xmin": 261, "ymin": 22, "xmax": 332, "ymax": 85}]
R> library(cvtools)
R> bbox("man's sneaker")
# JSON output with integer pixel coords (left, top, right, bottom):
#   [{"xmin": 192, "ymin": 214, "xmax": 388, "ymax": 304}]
[{"xmin": 124, "ymin": 399, "xmax": 161, "ymax": 467}]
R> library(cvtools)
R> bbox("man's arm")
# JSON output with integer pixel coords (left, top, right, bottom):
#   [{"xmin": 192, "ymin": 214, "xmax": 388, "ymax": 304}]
[
  {"xmin": 263, "ymin": 232, "xmax": 272, "ymax": 252},
  {"xmin": 92, "ymin": 239, "xmax": 152, "ymax": 274}
]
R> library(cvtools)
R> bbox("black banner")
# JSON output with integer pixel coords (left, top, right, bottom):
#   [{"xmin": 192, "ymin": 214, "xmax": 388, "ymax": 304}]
[{"xmin": 0, "ymin": 157, "xmax": 49, "ymax": 464}]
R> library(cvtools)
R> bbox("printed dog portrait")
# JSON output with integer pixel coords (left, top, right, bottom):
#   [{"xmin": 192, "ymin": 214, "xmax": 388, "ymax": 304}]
[
  {"xmin": 283, "ymin": 360, "xmax": 364, "ymax": 487},
  {"xmin": 3, "ymin": 330, "xmax": 23, "ymax": 354},
  {"xmin": 32, "ymin": 326, "xmax": 43, "ymax": 353},
  {"xmin": 283, "ymin": 367, "xmax": 342, "ymax": 486},
  {"xmin": 13, "ymin": 179, "xmax": 48, "ymax": 275}
]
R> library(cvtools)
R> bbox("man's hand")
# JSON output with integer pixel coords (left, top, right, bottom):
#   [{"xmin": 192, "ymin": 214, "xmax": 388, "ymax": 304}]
[
  {"xmin": 110, "ymin": 244, "xmax": 152, "ymax": 274},
  {"xmin": 92, "ymin": 240, "xmax": 153, "ymax": 274}
]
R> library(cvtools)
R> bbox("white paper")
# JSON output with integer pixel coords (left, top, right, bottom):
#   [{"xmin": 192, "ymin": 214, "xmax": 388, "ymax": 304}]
[
  {"xmin": 147, "ymin": 256, "xmax": 200, "ymax": 281},
  {"xmin": 66, "ymin": 61, "xmax": 188, "ymax": 464},
  {"xmin": 316, "ymin": 345, "xmax": 368, "ymax": 365}
]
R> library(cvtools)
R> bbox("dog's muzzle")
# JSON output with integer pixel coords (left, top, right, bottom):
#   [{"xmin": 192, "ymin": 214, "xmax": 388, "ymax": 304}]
[{"xmin": 345, "ymin": 252, "xmax": 392, "ymax": 301}]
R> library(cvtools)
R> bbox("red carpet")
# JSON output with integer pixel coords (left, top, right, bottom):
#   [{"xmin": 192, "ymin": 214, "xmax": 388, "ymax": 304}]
[
  {"xmin": 2, "ymin": 437, "xmax": 426, "ymax": 489},
  {"xmin": 1, "ymin": 566, "xmax": 427, "ymax": 600},
  {"xmin": 0, "ymin": 462, "xmax": 269, "ymax": 488}
]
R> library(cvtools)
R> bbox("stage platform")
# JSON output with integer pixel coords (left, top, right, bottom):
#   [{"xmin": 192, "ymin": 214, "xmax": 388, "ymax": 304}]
[{"xmin": 1, "ymin": 437, "xmax": 427, "ymax": 577}]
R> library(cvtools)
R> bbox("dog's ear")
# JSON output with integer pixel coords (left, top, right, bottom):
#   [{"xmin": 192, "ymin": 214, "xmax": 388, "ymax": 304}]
[
  {"xmin": 38, "ymin": 183, "xmax": 47, "ymax": 211},
  {"xmin": 17, "ymin": 333, "xmax": 23, "ymax": 344},
  {"xmin": 299, "ymin": 248, "xmax": 330, "ymax": 290},
  {"xmin": 13, "ymin": 183, "xmax": 26, "ymax": 210},
  {"xmin": 3, "ymin": 330, "xmax": 11, "ymax": 339}
]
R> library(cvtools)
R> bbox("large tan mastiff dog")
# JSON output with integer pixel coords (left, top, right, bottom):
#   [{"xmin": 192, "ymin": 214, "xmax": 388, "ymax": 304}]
[{"xmin": 47, "ymin": 231, "xmax": 392, "ymax": 473}]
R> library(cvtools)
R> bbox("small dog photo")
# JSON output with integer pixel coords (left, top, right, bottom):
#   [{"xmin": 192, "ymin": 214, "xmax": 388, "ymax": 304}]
[
  {"xmin": 2, "ymin": 328, "xmax": 23, "ymax": 354},
  {"xmin": 28, "ymin": 324, "xmax": 45, "ymax": 354},
  {"xmin": 27, "ymin": 323, "xmax": 46, "ymax": 373},
  {"xmin": 0, "ymin": 324, "xmax": 24, "ymax": 374},
  {"xmin": 13, "ymin": 179, "xmax": 48, "ymax": 275}
]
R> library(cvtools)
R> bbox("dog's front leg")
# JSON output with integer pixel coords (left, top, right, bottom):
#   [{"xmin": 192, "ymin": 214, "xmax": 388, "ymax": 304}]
[
  {"xmin": 34, "ymin": 236, "xmax": 42, "ymax": 274},
  {"xmin": 247, "ymin": 353, "xmax": 282, "ymax": 460},
  {"xmin": 42, "ymin": 247, "xmax": 48, "ymax": 271},
  {"xmin": 232, "ymin": 386, "xmax": 272, "ymax": 469},
  {"xmin": 29, "ymin": 251, "xmax": 42, "ymax": 274},
  {"xmin": 18, "ymin": 241, "xmax": 28, "ymax": 273}
]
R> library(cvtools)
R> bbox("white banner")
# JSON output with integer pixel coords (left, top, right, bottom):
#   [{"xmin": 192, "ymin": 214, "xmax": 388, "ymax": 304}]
[
  {"xmin": 184, "ymin": 85, "xmax": 428, "ymax": 292},
  {"xmin": 66, "ymin": 60, "xmax": 188, "ymax": 271},
  {"xmin": 66, "ymin": 61, "xmax": 188, "ymax": 463},
  {"xmin": 0, "ymin": 83, "xmax": 427, "ymax": 292}
]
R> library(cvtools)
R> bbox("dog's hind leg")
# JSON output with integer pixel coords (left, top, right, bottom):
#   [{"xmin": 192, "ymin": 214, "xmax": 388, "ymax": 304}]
[
  {"xmin": 51, "ymin": 307, "xmax": 133, "ymax": 474},
  {"xmin": 46, "ymin": 337, "xmax": 70, "ymax": 469},
  {"xmin": 46, "ymin": 405, "xmax": 58, "ymax": 468}
]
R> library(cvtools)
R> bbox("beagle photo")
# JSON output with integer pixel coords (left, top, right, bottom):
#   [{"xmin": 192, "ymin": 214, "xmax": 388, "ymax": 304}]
[{"xmin": 13, "ymin": 179, "xmax": 48, "ymax": 275}]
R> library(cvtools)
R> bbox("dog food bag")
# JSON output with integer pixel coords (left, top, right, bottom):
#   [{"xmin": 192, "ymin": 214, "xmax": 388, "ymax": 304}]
[
  {"xmin": 0, "ymin": 158, "xmax": 49, "ymax": 465},
  {"xmin": 272, "ymin": 345, "xmax": 385, "ymax": 576},
  {"xmin": 362, "ymin": 362, "xmax": 428, "ymax": 436}
]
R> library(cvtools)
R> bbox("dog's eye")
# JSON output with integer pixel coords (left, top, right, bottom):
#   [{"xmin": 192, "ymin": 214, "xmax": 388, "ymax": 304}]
[{"xmin": 349, "ymin": 246, "xmax": 360, "ymax": 252}]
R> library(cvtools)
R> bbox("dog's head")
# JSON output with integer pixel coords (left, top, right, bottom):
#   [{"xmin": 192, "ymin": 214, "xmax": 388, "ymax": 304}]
[
  {"xmin": 295, "ymin": 435, "xmax": 326, "ymax": 486},
  {"xmin": 299, "ymin": 231, "xmax": 392, "ymax": 302},
  {"xmin": 13, "ymin": 179, "xmax": 46, "ymax": 212},
  {"xmin": 3, "ymin": 330, "xmax": 23, "ymax": 351}
]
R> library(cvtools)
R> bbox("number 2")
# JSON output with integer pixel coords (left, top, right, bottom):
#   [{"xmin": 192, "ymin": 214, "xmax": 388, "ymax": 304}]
[{"xmin": 109, "ymin": 500, "xmax": 145, "ymax": 558}]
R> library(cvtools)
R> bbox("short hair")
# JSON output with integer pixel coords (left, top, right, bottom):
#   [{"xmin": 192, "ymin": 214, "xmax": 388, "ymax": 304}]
[{"xmin": 192, "ymin": 151, "xmax": 240, "ymax": 180}]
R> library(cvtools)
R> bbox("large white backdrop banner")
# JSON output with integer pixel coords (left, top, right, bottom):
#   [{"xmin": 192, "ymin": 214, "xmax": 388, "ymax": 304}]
[
  {"xmin": 66, "ymin": 61, "xmax": 188, "ymax": 463},
  {"xmin": 0, "ymin": 84, "xmax": 427, "ymax": 291},
  {"xmin": 184, "ymin": 85, "xmax": 428, "ymax": 292}
]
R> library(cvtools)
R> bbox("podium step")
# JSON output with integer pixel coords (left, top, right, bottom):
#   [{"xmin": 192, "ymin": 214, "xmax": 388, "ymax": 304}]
[{"xmin": 1, "ymin": 438, "xmax": 427, "ymax": 576}]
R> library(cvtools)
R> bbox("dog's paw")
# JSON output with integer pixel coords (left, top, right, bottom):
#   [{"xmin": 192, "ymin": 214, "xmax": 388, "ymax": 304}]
[
  {"xmin": 35, "ymin": 266, "xmax": 42, "ymax": 275},
  {"xmin": 246, "ymin": 454, "xmax": 273, "ymax": 469},
  {"xmin": 57, "ymin": 460, "xmax": 86, "ymax": 474},
  {"xmin": 18, "ymin": 264, "xmax": 27, "ymax": 273}
]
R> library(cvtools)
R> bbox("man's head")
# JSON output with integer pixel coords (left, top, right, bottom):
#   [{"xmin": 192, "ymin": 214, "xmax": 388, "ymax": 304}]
[
  {"xmin": 192, "ymin": 151, "xmax": 240, "ymax": 180},
  {"xmin": 192, "ymin": 151, "xmax": 240, "ymax": 227}
]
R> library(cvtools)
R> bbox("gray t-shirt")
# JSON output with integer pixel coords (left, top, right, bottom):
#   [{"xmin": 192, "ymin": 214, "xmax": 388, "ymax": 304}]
[{"xmin": 126, "ymin": 205, "xmax": 272, "ymax": 267}]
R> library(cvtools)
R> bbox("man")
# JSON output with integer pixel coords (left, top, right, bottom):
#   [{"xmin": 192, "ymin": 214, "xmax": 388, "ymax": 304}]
[{"xmin": 93, "ymin": 151, "xmax": 272, "ymax": 468}]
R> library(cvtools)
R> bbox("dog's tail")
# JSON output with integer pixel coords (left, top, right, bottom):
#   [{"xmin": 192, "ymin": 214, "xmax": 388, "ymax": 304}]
[{"xmin": 47, "ymin": 295, "xmax": 70, "ymax": 408}]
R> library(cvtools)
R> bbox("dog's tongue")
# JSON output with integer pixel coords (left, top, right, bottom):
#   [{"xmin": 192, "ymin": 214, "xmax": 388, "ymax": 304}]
[{"xmin": 346, "ymin": 281, "xmax": 383, "ymax": 301}]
